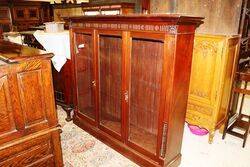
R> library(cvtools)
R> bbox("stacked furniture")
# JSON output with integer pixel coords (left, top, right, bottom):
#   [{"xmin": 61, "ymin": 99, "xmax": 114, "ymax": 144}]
[
  {"xmin": 0, "ymin": 40, "xmax": 63, "ymax": 166},
  {"xmin": 88, "ymin": 0, "xmax": 144, "ymax": 13},
  {"xmin": 0, "ymin": 1, "xmax": 52, "ymax": 32},
  {"xmin": 186, "ymin": 34, "xmax": 240, "ymax": 143},
  {"xmin": 69, "ymin": 14, "xmax": 203, "ymax": 166},
  {"xmin": 81, "ymin": 2, "xmax": 135, "ymax": 15},
  {"xmin": 12, "ymin": 1, "xmax": 51, "ymax": 31},
  {"xmin": 0, "ymin": 7, "xmax": 12, "ymax": 32},
  {"xmin": 53, "ymin": 3, "xmax": 83, "ymax": 23}
]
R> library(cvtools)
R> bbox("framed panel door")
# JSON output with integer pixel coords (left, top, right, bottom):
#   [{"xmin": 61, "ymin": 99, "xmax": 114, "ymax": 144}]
[
  {"xmin": 126, "ymin": 33, "xmax": 166, "ymax": 158},
  {"xmin": 13, "ymin": 7, "xmax": 26, "ymax": 20},
  {"xmin": 74, "ymin": 30, "xmax": 97, "ymax": 124},
  {"xmin": 97, "ymin": 31, "xmax": 123, "ymax": 139},
  {"xmin": 0, "ymin": 67, "xmax": 19, "ymax": 144},
  {"xmin": 27, "ymin": 7, "xmax": 39, "ymax": 21}
]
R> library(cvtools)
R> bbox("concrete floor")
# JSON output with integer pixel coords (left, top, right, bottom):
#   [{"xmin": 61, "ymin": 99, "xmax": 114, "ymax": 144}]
[{"xmin": 180, "ymin": 125, "xmax": 250, "ymax": 167}]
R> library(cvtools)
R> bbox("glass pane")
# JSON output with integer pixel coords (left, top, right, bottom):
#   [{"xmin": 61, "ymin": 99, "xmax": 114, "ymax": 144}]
[
  {"xmin": 129, "ymin": 38, "xmax": 164, "ymax": 154},
  {"xmin": 75, "ymin": 33, "xmax": 95, "ymax": 120},
  {"xmin": 99, "ymin": 35, "xmax": 122, "ymax": 135}
]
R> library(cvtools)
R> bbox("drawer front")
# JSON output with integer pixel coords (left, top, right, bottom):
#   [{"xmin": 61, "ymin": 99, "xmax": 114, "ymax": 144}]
[
  {"xmin": 186, "ymin": 109, "xmax": 212, "ymax": 130},
  {"xmin": 0, "ymin": 129, "xmax": 62, "ymax": 167},
  {"xmin": 187, "ymin": 100, "xmax": 214, "ymax": 116}
]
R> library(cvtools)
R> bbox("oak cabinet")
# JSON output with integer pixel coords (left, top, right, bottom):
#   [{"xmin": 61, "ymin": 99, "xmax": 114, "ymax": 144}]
[
  {"xmin": 0, "ymin": 41, "xmax": 63, "ymax": 166},
  {"xmin": 9, "ymin": 2, "xmax": 52, "ymax": 31},
  {"xmin": 12, "ymin": 6, "xmax": 40, "ymax": 31},
  {"xmin": 13, "ymin": 7, "xmax": 40, "ymax": 21},
  {"xmin": 186, "ymin": 34, "xmax": 240, "ymax": 143},
  {"xmin": 69, "ymin": 15, "xmax": 203, "ymax": 166},
  {"xmin": 0, "ymin": 7, "xmax": 12, "ymax": 32}
]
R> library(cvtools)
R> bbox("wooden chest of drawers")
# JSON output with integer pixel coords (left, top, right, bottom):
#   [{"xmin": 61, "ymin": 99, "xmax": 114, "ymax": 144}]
[{"xmin": 0, "ymin": 41, "xmax": 63, "ymax": 166}]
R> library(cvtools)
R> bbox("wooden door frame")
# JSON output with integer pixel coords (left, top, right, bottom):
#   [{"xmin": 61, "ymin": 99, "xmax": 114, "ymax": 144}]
[
  {"xmin": 125, "ymin": 31, "xmax": 166, "ymax": 162},
  {"xmin": 71, "ymin": 28, "xmax": 98, "ymax": 126},
  {"xmin": 96, "ymin": 29, "xmax": 124, "ymax": 141}
]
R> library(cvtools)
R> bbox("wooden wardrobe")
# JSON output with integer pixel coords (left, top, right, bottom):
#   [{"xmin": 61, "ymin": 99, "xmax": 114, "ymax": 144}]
[
  {"xmin": 186, "ymin": 34, "xmax": 240, "ymax": 143},
  {"xmin": 69, "ymin": 15, "xmax": 203, "ymax": 167}
]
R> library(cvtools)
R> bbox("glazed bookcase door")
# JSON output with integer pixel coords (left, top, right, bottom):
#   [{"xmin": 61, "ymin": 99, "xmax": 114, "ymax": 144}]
[
  {"xmin": 74, "ymin": 31, "xmax": 97, "ymax": 123},
  {"xmin": 127, "ymin": 34, "xmax": 165, "ymax": 157},
  {"xmin": 97, "ymin": 32, "xmax": 123, "ymax": 138}
]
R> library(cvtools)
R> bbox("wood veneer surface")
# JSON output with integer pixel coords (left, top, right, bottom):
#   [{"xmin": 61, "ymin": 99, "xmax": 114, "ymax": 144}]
[
  {"xmin": 99, "ymin": 35, "xmax": 122, "ymax": 134},
  {"xmin": 0, "ymin": 40, "xmax": 50, "ymax": 63},
  {"xmin": 69, "ymin": 14, "xmax": 203, "ymax": 167},
  {"xmin": 128, "ymin": 38, "xmax": 163, "ymax": 154},
  {"xmin": 0, "ymin": 41, "xmax": 63, "ymax": 166}
]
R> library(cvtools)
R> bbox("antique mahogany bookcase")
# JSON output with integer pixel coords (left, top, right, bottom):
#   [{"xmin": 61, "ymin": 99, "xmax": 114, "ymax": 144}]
[{"xmin": 68, "ymin": 15, "xmax": 203, "ymax": 167}]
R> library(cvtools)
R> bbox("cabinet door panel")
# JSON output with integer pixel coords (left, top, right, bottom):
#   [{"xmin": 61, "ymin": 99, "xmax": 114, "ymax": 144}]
[
  {"xmin": 0, "ymin": 60, "xmax": 57, "ymax": 142},
  {"xmin": 0, "ymin": 75, "xmax": 15, "ymax": 136},
  {"xmin": 15, "ymin": 60, "xmax": 58, "ymax": 129},
  {"xmin": 75, "ymin": 33, "xmax": 96, "ymax": 121},
  {"xmin": 99, "ymin": 35, "xmax": 122, "ymax": 135},
  {"xmin": 128, "ymin": 38, "xmax": 164, "ymax": 154},
  {"xmin": 17, "ymin": 69, "xmax": 46, "ymax": 127},
  {"xmin": 27, "ymin": 8, "xmax": 39, "ymax": 20},
  {"xmin": 188, "ymin": 37, "xmax": 223, "ymax": 108},
  {"xmin": 13, "ymin": 8, "xmax": 26, "ymax": 20}
]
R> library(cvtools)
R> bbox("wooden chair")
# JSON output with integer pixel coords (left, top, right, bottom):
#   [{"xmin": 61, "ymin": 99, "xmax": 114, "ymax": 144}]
[{"xmin": 223, "ymin": 67, "xmax": 250, "ymax": 147}]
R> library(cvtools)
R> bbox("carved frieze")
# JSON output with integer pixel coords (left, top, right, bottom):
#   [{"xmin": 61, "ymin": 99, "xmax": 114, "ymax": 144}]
[
  {"xmin": 194, "ymin": 40, "xmax": 218, "ymax": 57},
  {"xmin": 70, "ymin": 22, "xmax": 178, "ymax": 34},
  {"xmin": 190, "ymin": 89, "xmax": 209, "ymax": 98},
  {"xmin": 187, "ymin": 103, "xmax": 213, "ymax": 116}
]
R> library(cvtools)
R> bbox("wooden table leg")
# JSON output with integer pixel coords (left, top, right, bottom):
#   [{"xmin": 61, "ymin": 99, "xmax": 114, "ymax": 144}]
[
  {"xmin": 208, "ymin": 130, "xmax": 215, "ymax": 144},
  {"xmin": 62, "ymin": 106, "xmax": 73, "ymax": 122}
]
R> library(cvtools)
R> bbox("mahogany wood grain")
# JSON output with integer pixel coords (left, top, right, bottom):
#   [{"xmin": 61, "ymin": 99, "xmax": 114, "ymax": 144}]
[
  {"xmin": 69, "ymin": 14, "xmax": 203, "ymax": 167},
  {"xmin": 99, "ymin": 35, "xmax": 122, "ymax": 135},
  {"xmin": 165, "ymin": 33, "xmax": 195, "ymax": 164},
  {"xmin": 128, "ymin": 37, "xmax": 164, "ymax": 154}
]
